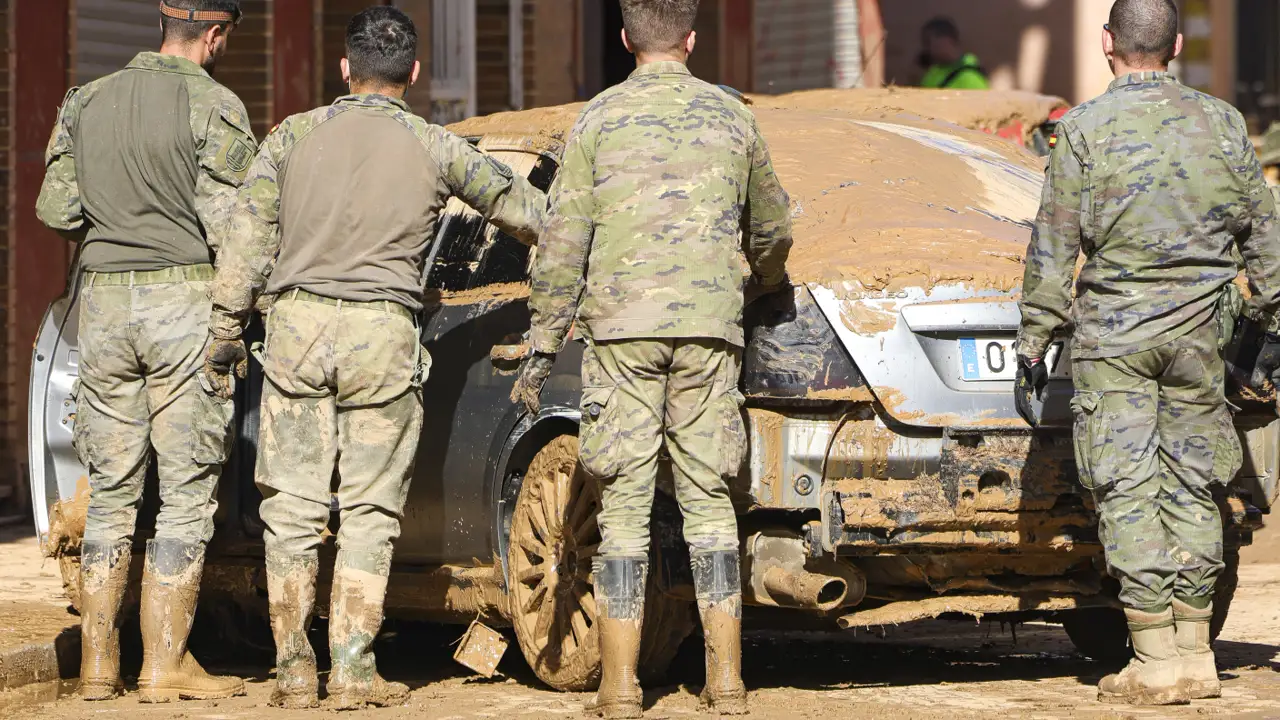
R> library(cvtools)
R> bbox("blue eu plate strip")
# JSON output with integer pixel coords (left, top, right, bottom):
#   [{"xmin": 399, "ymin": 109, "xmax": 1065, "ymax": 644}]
[{"xmin": 959, "ymin": 338, "xmax": 981, "ymax": 380}]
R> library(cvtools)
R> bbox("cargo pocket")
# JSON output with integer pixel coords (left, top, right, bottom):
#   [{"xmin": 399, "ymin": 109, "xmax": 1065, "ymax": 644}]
[
  {"xmin": 193, "ymin": 385, "xmax": 236, "ymax": 465},
  {"xmin": 715, "ymin": 389, "xmax": 748, "ymax": 478},
  {"xmin": 1070, "ymin": 392, "xmax": 1113, "ymax": 493},
  {"xmin": 578, "ymin": 386, "xmax": 622, "ymax": 479},
  {"xmin": 70, "ymin": 380, "xmax": 93, "ymax": 468},
  {"xmin": 1210, "ymin": 412, "xmax": 1244, "ymax": 486}
]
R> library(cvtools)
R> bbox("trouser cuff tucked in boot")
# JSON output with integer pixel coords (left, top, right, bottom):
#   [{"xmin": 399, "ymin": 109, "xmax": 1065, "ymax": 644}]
[
  {"xmin": 326, "ymin": 546, "xmax": 407, "ymax": 710},
  {"xmin": 137, "ymin": 539, "xmax": 245, "ymax": 702},
  {"xmin": 266, "ymin": 552, "xmax": 320, "ymax": 708},
  {"xmin": 692, "ymin": 550, "xmax": 748, "ymax": 715},
  {"xmin": 79, "ymin": 541, "xmax": 132, "ymax": 700},
  {"xmin": 1098, "ymin": 607, "xmax": 1189, "ymax": 706},
  {"xmin": 588, "ymin": 556, "xmax": 647, "ymax": 719},
  {"xmin": 1173, "ymin": 597, "xmax": 1220, "ymax": 699}
]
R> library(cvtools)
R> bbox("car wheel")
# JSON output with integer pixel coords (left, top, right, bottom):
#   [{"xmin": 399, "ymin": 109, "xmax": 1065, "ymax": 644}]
[
  {"xmin": 1062, "ymin": 548, "xmax": 1241, "ymax": 662},
  {"xmin": 507, "ymin": 434, "xmax": 694, "ymax": 691}
]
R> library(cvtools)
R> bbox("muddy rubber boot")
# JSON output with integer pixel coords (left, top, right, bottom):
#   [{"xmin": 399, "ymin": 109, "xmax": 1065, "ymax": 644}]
[
  {"xmin": 692, "ymin": 550, "xmax": 748, "ymax": 715},
  {"xmin": 586, "ymin": 556, "xmax": 647, "ymax": 720},
  {"xmin": 1173, "ymin": 598, "xmax": 1220, "ymax": 699},
  {"xmin": 78, "ymin": 541, "xmax": 132, "ymax": 700},
  {"xmin": 326, "ymin": 549, "xmax": 408, "ymax": 710},
  {"xmin": 136, "ymin": 539, "xmax": 245, "ymax": 703},
  {"xmin": 267, "ymin": 553, "xmax": 320, "ymax": 709},
  {"xmin": 1097, "ymin": 607, "xmax": 1190, "ymax": 706}
]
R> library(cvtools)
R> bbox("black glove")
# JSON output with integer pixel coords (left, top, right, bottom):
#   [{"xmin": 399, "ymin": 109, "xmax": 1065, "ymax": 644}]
[
  {"xmin": 1014, "ymin": 354, "xmax": 1049, "ymax": 427},
  {"xmin": 1251, "ymin": 333, "xmax": 1280, "ymax": 393},
  {"xmin": 204, "ymin": 336, "xmax": 247, "ymax": 400},
  {"xmin": 510, "ymin": 351, "xmax": 556, "ymax": 416}
]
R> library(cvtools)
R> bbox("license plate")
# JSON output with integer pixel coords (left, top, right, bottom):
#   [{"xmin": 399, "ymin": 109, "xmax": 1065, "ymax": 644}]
[{"xmin": 959, "ymin": 338, "xmax": 1063, "ymax": 381}]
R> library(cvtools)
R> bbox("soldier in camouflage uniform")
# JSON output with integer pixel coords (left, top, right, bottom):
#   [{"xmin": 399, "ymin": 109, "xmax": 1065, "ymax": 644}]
[
  {"xmin": 35, "ymin": 0, "xmax": 254, "ymax": 703},
  {"xmin": 510, "ymin": 1, "xmax": 792, "ymax": 716},
  {"xmin": 1015, "ymin": 0, "xmax": 1280, "ymax": 706},
  {"xmin": 206, "ymin": 7, "xmax": 544, "ymax": 709}
]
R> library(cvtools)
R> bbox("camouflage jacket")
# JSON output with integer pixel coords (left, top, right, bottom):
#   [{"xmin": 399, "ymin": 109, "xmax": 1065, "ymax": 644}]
[
  {"xmin": 36, "ymin": 52, "xmax": 256, "ymax": 270},
  {"xmin": 210, "ymin": 94, "xmax": 545, "ymax": 338},
  {"xmin": 528, "ymin": 61, "xmax": 793, "ymax": 353},
  {"xmin": 1017, "ymin": 72, "xmax": 1280, "ymax": 360}
]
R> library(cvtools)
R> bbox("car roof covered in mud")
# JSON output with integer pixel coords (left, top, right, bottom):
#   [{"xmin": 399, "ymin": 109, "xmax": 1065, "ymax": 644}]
[{"xmin": 449, "ymin": 99, "xmax": 1045, "ymax": 297}]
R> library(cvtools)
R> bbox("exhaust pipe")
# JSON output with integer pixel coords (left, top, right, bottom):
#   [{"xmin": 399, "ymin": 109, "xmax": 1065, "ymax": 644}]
[{"xmin": 743, "ymin": 531, "xmax": 865, "ymax": 612}]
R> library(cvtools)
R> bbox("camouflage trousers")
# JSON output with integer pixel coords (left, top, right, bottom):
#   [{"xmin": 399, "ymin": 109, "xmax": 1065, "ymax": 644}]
[
  {"xmin": 255, "ymin": 291, "xmax": 426, "ymax": 569},
  {"xmin": 1072, "ymin": 319, "xmax": 1241, "ymax": 612},
  {"xmin": 579, "ymin": 338, "xmax": 745, "ymax": 558},
  {"xmin": 75, "ymin": 265, "xmax": 233, "ymax": 546}
]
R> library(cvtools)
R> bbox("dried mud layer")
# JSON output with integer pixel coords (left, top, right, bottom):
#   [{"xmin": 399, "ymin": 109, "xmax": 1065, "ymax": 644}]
[
  {"xmin": 2, "ymin": 523, "xmax": 1280, "ymax": 719},
  {"xmin": 452, "ymin": 100, "xmax": 1046, "ymax": 297}
]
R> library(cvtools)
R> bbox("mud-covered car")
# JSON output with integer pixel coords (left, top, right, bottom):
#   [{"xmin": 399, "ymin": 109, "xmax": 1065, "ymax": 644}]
[
  {"xmin": 752, "ymin": 86, "xmax": 1071, "ymax": 155},
  {"xmin": 30, "ymin": 98, "xmax": 1275, "ymax": 691}
]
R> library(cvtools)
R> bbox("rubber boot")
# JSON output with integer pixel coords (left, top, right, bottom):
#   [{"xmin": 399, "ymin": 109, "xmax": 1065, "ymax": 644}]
[
  {"xmin": 136, "ymin": 539, "xmax": 245, "ymax": 702},
  {"xmin": 267, "ymin": 553, "xmax": 320, "ymax": 708},
  {"xmin": 78, "ymin": 541, "xmax": 131, "ymax": 700},
  {"xmin": 326, "ymin": 548, "xmax": 408, "ymax": 710},
  {"xmin": 1173, "ymin": 598, "xmax": 1220, "ymax": 699},
  {"xmin": 692, "ymin": 550, "xmax": 748, "ymax": 715},
  {"xmin": 586, "ymin": 556, "xmax": 647, "ymax": 720},
  {"xmin": 1097, "ymin": 607, "xmax": 1190, "ymax": 706}
]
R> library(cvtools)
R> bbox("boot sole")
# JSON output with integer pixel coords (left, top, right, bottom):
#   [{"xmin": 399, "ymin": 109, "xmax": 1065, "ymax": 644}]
[
  {"xmin": 703, "ymin": 700, "xmax": 750, "ymax": 715},
  {"xmin": 1098, "ymin": 684, "xmax": 1191, "ymax": 706},
  {"xmin": 270, "ymin": 690, "xmax": 320, "ymax": 709},
  {"xmin": 1185, "ymin": 680, "xmax": 1222, "ymax": 700},
  {"xmin": 79, "ymin": 683, "xmax": 122, "ymax": 701},
  {"xmin": 590, "ymin": 704, "xmax": 643, "ymax": 720},
  {"xmin": 137, "ymin": 682, "xmax": 246, "ymax": 703},
  {"xmin": 327, "ymin": 692, "xmax": 410, "ymax": 710}
]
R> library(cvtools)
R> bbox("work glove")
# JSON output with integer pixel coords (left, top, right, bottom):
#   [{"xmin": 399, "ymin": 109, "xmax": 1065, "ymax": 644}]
[
  {"xmin": 204, "ymin": 336, "xmax": 248, "ymax": 400},
  {"xmin": 1014, "ymin": 354, "xmax": 1049, "ymax": 427},
  {"xmin": 1250, "ymin": 333, "xmax": 1280, "ymax": 393},
  {"xmin": 510, "ymin": 351, "xmax": 556, "ymax": 416}
]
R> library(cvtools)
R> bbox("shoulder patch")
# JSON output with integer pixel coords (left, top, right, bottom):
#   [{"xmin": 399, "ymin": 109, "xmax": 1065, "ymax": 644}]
[
  {"xmin": 1049, "ymin": 133, "xmax": 1058, "ymax": 149},
  {"xmin": 226, "ymin": 138, "xmax": 255, "ymax": 173}
]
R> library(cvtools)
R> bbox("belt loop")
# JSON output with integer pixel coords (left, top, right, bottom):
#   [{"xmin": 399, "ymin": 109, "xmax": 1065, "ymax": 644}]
[
  {"xmin": 289, "ymin": 288, "xmax": 299, "ymax": 303},
  {"xmin": 128, "ymin": 270, "xmax": 136, "ymax": 288},
  {"xmin": 336, "ymin": 298, "xmax": 344, "ymax": 312}
]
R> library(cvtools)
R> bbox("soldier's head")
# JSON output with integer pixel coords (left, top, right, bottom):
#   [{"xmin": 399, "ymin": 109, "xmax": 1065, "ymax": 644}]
[
  {"xmin": 159, "ymin": 0, "xmax": 241, "ymax": 72},
  {"xmin": 620, "ymin": 0, "xmax": 699, "ymax": 65},
  {"xmin": 342, "ymin": 6, "xmax": 420, "ymax": 97},
  {"xmin": 1104, "ymin": 0, "xmax": 1182, "ymax": 74}
]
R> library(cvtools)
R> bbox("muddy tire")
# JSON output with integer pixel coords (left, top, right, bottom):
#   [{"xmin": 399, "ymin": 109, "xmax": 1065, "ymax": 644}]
[
  {"xmin": 1062, "ymin": 549, "xmax": 1241, "ymax": 661},
  {"xmin": 507, "ymin": 434, "xmax": 695, "ymax": 691}
]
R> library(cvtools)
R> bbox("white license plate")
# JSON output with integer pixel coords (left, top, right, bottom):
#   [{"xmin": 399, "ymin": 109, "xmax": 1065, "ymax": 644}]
[{"xmin": 958, "ymin": 338, "xmax": 1064, "ymax": 381}]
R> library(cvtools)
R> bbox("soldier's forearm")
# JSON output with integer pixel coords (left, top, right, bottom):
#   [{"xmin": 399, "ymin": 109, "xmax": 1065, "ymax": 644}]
[{"xmin": 487, "ymin": 178, "xmax": 547, "ymax": 246}]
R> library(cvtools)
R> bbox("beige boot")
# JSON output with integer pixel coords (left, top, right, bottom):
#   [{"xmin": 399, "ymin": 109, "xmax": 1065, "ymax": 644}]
[
  {"xmin": 586, "ymin": 557, "xmax": 646, "ymax": 719},
  {"xmin": 1097, "ymin": 607, "xmax": 1190, "ymax": 706},
  {"xmin": 1173, "ymin": 598, "xmax": 1220, "ymax": 699},
  {"xmin": 78, "ymin": 541, "xmax": 131, "ymax": 700},
  {"xmin": 267, "ymin": 553, "xmax": 320, "ymax": 709},
  {"xmin": 136, "ymin": 540, "xmax": 245, "ymax": 703},
  {"xmin": 693, "ymin": 550, "xmax": 748, "ymax": 715},
  {"xmin": 325, "ymin": 549, "xmax": 408, "ymax": 710}
]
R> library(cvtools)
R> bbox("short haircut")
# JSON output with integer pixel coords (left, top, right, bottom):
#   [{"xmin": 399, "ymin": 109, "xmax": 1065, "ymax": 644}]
[
  {"xmin": 922, "ymin": 17, "xmax": 960, "ymax": 41},
  {"xmin": 620, "ymin": 0, "xmax": 699, "ymax": 55},
  {"xmin": 1108, "ymin": 0, "xmax": 1179, "ymax": 65},
  {"xmin": 161, "ymin": 0, "xmax": 241, "ymax": 44},
  {"xmin": 346, "ymin": 6, "xmax": 418, "ymax": 86}
]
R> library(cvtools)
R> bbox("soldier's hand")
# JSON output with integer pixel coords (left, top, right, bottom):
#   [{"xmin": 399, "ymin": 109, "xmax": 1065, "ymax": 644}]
[
  {"xmin": 204, "ymin": 336, "xmax": 248, "ymax": 400},
  {"xmin": 1014, "ymin": 354, "xmax": 1049, "ymax": 427},
  {"xmin": 510, "ymin": 351, "xmax": 556, "ymax": 416},
  {"xmin": 745, "ymin": 273, "xmax": 793, "ymax": 306},
  {"xmin": 1251, "ymin": 334, "xmax": 1280, "ymax": 393}
]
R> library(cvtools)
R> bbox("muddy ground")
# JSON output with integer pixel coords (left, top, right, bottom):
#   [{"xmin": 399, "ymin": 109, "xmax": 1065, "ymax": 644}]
[{"xmin": 2, "ymin": 524, "xmax": 1279, "ymax": 719}]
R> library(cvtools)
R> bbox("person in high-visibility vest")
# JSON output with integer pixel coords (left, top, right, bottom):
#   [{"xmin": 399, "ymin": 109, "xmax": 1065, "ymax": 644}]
[{"xmin": 918, "ymin": 17, "xmax": 990, "ymax": 90}]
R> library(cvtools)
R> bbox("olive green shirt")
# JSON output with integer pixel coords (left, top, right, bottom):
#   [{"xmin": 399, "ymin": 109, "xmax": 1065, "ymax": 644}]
[
  {"xmin": 210, "ymin": 94, "xmax": 546, "ymax": 339},
  {"xmin": 36, "ymin": 52, "xmax": 257, "ymax": 272}
]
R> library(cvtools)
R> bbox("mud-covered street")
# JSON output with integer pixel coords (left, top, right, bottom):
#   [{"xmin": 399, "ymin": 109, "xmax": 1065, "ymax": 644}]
[{"xmin": 0, "ymin": 523, "xmax": 1277, "ymax": 720}]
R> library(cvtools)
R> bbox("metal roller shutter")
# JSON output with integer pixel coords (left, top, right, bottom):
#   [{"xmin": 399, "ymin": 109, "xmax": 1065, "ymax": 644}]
[
  {"xmin": 72, "ymin": 0, "xmax": 157, "ymax": 85},
  {"xmin": 0, "ymin": 2, "xmax": 13, "ymax": 514},
  {"xmin": 753, "ymin": 0, "xmax": 862, "ymax": 94}
]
